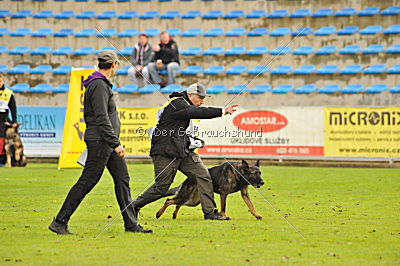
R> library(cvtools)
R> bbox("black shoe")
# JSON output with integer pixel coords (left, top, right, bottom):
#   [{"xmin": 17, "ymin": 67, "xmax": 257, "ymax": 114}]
[
  {"xmin": 125, "ymin": 224, "xmax": 153, "ymax": 234},
  {"xmin": 159, "ymin": 81, "xmax": 166, "ymax": 88},
  {"xmin": 204, "ymin": 210, "xmax": 231, "ymax": 221},
  {"xmin": 48, "ymin": 218, "xmax": 72, "ymax": 235}
]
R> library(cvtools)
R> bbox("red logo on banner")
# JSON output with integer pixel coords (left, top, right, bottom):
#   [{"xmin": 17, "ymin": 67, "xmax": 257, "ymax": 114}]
[{"xmin": 233, "ymin": 111, "xmax": 288, "ymax": 132}]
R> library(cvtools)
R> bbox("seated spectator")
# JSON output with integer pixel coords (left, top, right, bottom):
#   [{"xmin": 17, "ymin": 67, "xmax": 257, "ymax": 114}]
[
  {"xmin": 128, "ymin": 33, "xmax": 154, "ymax": 86},
  {"xmin": 148, "ymin": 31, "xmax": 180, "ymax": 87}
]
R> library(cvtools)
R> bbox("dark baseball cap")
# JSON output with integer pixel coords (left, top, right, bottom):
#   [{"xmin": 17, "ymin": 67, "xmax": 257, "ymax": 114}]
[
  {"xmin": 97, "ymin": 49, "xmax": 120, "ymax": 64},
  {"xmin": 187, "ymin": 83, "xmax": 207, "ymax": 97}
]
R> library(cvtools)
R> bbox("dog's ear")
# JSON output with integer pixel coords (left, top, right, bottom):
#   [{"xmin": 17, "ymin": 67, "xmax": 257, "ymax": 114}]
[
  {"xmin": 241, "ymin": 160, "xmax": 249, "ymax": 170},
  {"xmin": 255, "ymin": 160, "xmax": 260, "ymax": 167}
]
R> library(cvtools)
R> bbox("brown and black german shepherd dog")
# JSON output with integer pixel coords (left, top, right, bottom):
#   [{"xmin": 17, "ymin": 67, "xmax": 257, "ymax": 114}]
[
  {"xmin": 156, "ymin": 160, "xmax": 264, "ymax": 220},
  {"xmin": 4, "ymin": 125, "xmax": 27, "ymax": 167}
]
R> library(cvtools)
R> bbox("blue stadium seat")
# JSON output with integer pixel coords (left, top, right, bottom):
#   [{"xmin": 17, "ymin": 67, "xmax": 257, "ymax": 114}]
[
  {"xmin": 33, "ymin": 10, "xmax": 54, "ymax": 19},
  {"xmin": 204, "ymin": 28, "xmax": 224, "ymax": 37},
  {"xmin": 30, "ymin": 65, "xmax": 52, "ymax": 74},
  {"xmin": 271, "ymin": 65, "xmax": 292, "ymax": 75},
  {"xmin": 32, "ymin": 28, "xmax": 53, "ymax": 37},
  {"xmin": 118, "ymin": 29, "xmax": 139, "ymax": 37},
  {"xmin": 204, "ymin": 66, "xmax": 224, "ymax": 75},
  {"xmin": 312, "ymin": 8, "xmax": 333, "ymax": 17},
  {"xmin": 139, "ymin": 11, "xmax": 160, "ymax": 19},
  {"xmin": 335, "ymin": 8, "xmax": 356, "ymax": 17},
  {"xmin": 318, "ymin": 84, "xmax": 341, "ymax": 94},
  {"xmin": 389, "ymin": 85, "xmax": 400, "ymax": 93},
  {"xmin": 97, "ymin": 28, "xmax": 117, "ymax": 37},
  {"xmin": 387, "ymin": 64, "xmax": 400, "ymax": 74},
  {"xmin": 10, "ymin": 28, "xmax": 31, "ymax": 37},
  {"xmin": 119, "ymin": 47, "xmax": 134, "ymax": 56},
  {"xmin": 358, "ymin": 7, "xmax": 380, "ymax": 16},
  {"xmin": 269, "ymin": 27, "xmax": 291, "ymax": 36},
  {"xmin": 116, "ymin": 66, "xmax": 130, "ymax": 75},
  {"xmin": 337, "ymin": 26, "xmax": 358, "ymax": 35},
  {"xmin": 75, "ymin": 29, "xmax": 96, "ymax": 37},
  {"xmin": 118, "ymin": 11, "xmax": 138, "ymax": 19},
  {"xmin": 292, "ymin": 27, "xmax": 313, "ymax": 36},
  {"xmin": 206, "ymin": 85, "xmax": 226, "ymax": 94},
  {"xmin": 8, "ymin": 64, "xmax": 30, "ymax": 74},
  {"xmin": 182, "ymin": 28, "xmax": 202, "ymax": 37},
  {"xmin": 339, "ymin": 45, "xmax": 361, "ymax": 54},
  {"xmin": 294, "ymin": 65, "xmax": 316, "ymax": 75},
  {"xmin": 0, "ymin": 65, "xmax": 7, "ymax": 72},
  {"xmin": 247, "ymin": 27, "xmax": 268, "ymax": 36},
  {"xmin": 316, "ymin": 45, "xmax": 337, "ymax": 55},
  {"xmin": 295, "ymin": 84, "xmax": 317, "ymax": 94},
  {"xmin": 182, "ymin": 10, "xmax": 201, "ymax": 19},
  {"xmin": 381, "ymin": 6, "xmax": 400, "ymax": 16},
  {"xmin": 0, "ymin": 10, "xmax": 10, "ymax": 18},
  {"xmin": 224, "ymin": 10, "xmax": 245, "ymax": 19},
  {"xmin": 31, "ymin": 84, "xmax": 52, "ymax": 93},
  {"xmin": 54, "ymin": 29, "xmax": 74, "ymax": 37},
  {"xmin": 247, "ymin": 46, "xmax": 268, "ymax": 56},
  {"xmin": 290, "ymin": 9, "xmax": 310, "ymax": 18},
  {"xmin": 365, "ymin": 84, "xmax": 387, "ymax": 94},
  {"xmin": 166, "ymin": 28, "xmax": 181, "ymax": 36},
  {"xmin": 314, "ymin": 26, "xmax": 336, "ymax": 36},
  {"xmin": 11, "ymin": 84, "xmax": 29, "ymax": 93},
  {"xmin": 363, "ymin": 44, "xmax": 385, "ymax": 54},
  {"xmin": 360, "ymin": 25, "xmax": 382, "ymax": 35},
  {"xmin": 228, "ymin": 85, "xmax": 249, "ymax": 94},
  {"xmin": 51, "ymin": 84, "xmax": 69, "ymax": 93},
  {"xmin": 0, "ymin": 28, "xmax": 9, "ymax": 36},
  {"xmin": 52, "ymin": 46, "xmax": 73, "ymax": 55},
  {"xmin": 52, "ymin": 65, "xmax": 73, "ymax": 74},
  {"xmin": 0, "ymin": 46, "xmax": 7, "ymax": 54},
  {"xmin": 267, "ymin": 9, "xmax": 289, "ymax": 18},
  {"xmin": 270, "ymin": 46, "xmax": 290, "ymax": 55},
  {"xmin": 225, "ymin": 46, "xmax": 246, "ymax": 56},
  {"xmin": 144, "ymin": 28, "xmax": 160, "ymax": 37},
  {"xmin": 248, "ymin": 65, "xmax": 268, "ymax": 75},
  {"xmin": 96, "ymin": 47, "xmax": 117, "ymax": 54},
  {"xmin": 386, "ymin": 44, "xmax": 400, "ymax": 54},
  {"xmin": 161, "ymin": 11, "xmax": 180, "ymax": 19},
  {"xmin": 293, "ymin": 46, "xmax": 314, "ymax": 55},
  {"xmin": 363, "ymin": 64, "xmax": 386, "ymax": 74},
  {"xmin": 272, "ymin": 85, "xmax": 293, "ymax": 94},
  {"xmin": 342, "ymin": 84, "xmax": 364, "ymax": 94},
  {"xmin": 8, "ymin": 46, "xmax": 30, "ymax": 55},
  {"xmin": 204, "ymin": 47, "xmax": 224, "ymax": 55},
  {"xmin": 246, "ymin": 10, "xmax": 266, "ymax": 19},
  {"xmin": 55, "ymin": 11, "xmax": 75, "ymax": 19},
  {"xmin": 384, "ymin": 25, "xmax": 400, "ymax": 34},
  {"xmin": 317, "ymin": 65, "xmax": 339, "ymax": 75},
  {"xmin": 226, "ymin": 65, "xmax": 247, "ymax": 75},
  {"xmin": 181, "ymin": 47, "xmax": 202, "ymax": 56},
  {"xmin": 161, "ymin": 84, "xmax": 183, "ymax": 94},
  {"xmin": 181, "ymin": 65, "xmax": 203, "ymax": 75},
  {"xmin": 76, "ymin": 11, "xmax": 96, "ymax": 19},
  {"xmin": 97, "ymin": 11, "xmax": 117, "ymax": 19},
  {"xmin": 74, "ymin": 47, "xmax": 95, "ymax": 55},
  {"xmin": 250, "ymin": 85, "xmax": 271, "ymax": 94},
  {"xmin": 116, "ymin": 84, "xmax": 138, "ymax": 94},
  {"xmin": 340, "ymin": 65, "xmax": 362, "ymax": 74},
  {"xmin": 225, "ymin": 28, "xmax": 246, "ymax": 37},
  {"xmin": 202, "ymin": 10, "xmax": 223, "ymax": 19},
  {"xmin": 138, "ymin": 84, "xmax": 161, "ymax": 94},
  {"xmin": 11, "ymin": 10, "xmax": 32, "ymax": 18}
]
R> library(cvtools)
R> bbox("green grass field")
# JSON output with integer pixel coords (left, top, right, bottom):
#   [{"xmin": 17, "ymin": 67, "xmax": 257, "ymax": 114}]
[{"xmin": 0, "ymin": 163, "xmax": 399, "ymax": 265}]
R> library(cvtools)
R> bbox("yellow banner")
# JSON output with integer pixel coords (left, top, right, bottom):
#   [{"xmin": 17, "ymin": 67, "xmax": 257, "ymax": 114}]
[{"xmin": 324, "ymin": 107, "xmax": 400, "ymax": 157}]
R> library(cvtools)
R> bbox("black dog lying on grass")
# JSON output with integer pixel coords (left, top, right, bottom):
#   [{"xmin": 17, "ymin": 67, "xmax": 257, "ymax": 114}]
[{"xmin": 156, "ymin": 160, "xmax": 264, "ymax": 220}]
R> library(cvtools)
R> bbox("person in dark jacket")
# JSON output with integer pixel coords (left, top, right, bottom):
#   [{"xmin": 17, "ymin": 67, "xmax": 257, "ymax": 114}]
[
  {"xmin": 49, "ymin": 50, "xmax": 152, "ymax": 235},
  {"xmin": 0, "ymin": 72, "xmax": 18, "ymax": 166},
  {"xmin": 132, "ymin": 83, "xmax": 238, "ymax": 221},
  {"xmin": 127, "ymin": 33, "xmax": 154, "ymax": 86},
  {"xmin": 148, "ymin": 31, "xmax": 180, "ymax": 87}
]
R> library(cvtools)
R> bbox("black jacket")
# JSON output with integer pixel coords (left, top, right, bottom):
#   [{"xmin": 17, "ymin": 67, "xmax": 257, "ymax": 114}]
[
  {"xmin": 0, "ymin": 85, "xmax": 17, "ymax": 124},
  {"xmin": 82, "ymin": 71, "xmax": 120, "ymax": 149},
  {"xmin": 154, "ymin": 39, "xmax": 180, "ymax": 65},
  {"xmin": 150, "ymin": 91, "xmax": 222, "ymax": 158}
]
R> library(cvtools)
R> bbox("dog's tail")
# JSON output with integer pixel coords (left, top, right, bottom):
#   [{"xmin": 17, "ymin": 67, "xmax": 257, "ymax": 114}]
[{"xmin": 164, "ymin": 184, "xmax": 181, "ymax": 197}]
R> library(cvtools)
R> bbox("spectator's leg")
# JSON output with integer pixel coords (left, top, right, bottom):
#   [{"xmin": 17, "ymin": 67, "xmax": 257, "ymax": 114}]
[
  {"xmin": 167, "ymin": 62, "xmax": 180, "ymax": 84},
  {"xmin": 127, "ymin": 66, "xmax": 139, "ymax": 85},
  {"xmin": 148, "ymin": 62, "xmax": 162, "ymax": 84},
  {"xmin": 142, "ymin": 66, "xmax": 151, "ymax": 85}
]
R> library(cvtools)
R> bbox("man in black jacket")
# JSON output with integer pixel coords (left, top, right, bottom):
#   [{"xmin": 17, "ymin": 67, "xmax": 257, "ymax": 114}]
[
  {"xmin": 49, "ymin": 50, "xmax": 152, "ymax": 235},
  {"xmin": 133, "ymin": 83, "xmax": 238, "ymax": 220},
  {"xmin": 148, "ymin": 31, "xmax": 180, "ymax": 87}
]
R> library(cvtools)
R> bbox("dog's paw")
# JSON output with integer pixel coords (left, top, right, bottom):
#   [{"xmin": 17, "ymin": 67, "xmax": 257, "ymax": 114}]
[
  {"xmin": 155, "ymin": 212, "xmax": 161, "ymax": 219},
  {"xmin": 253, "ymin": 213, "xmax": 263, "ymax": 220}
]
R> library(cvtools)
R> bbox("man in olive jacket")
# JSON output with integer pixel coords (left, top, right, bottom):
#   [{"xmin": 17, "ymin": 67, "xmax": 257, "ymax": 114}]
[{"xmin": 133, "ymin": 83, "xmax": 238, "ymax": 220}]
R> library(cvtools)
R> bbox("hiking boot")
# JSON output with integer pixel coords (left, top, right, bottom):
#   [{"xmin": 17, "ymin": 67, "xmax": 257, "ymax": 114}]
[
  {"xmin": 125, "ymin": 224, "xmax": 153, "ymax": 234},
  {"xmin": 49, "ymin": 218, "xmax": 72, "ymax": 235},
  {"xmin": 204, "ymin": 210, "xmax": 231, "ymax": 221}
]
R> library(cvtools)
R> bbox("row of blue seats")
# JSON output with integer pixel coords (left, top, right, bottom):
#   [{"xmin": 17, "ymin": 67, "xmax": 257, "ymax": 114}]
[
  {"xmin": 2, "ymin": 6, "xmax": 399, "ymax": 20},
  {"xmin": 8, "ymin": 83, "xmax": 69, "ymax": 93},
  {"xmin": 2, "ymin": 25, "xmax": 400, "ymax": 37}
]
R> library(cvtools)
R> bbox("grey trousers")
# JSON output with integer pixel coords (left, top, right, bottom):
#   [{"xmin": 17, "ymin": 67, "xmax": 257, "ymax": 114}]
[{"xmin": 133, "ymin": 152, "xmax": 216, "ymax": 214}]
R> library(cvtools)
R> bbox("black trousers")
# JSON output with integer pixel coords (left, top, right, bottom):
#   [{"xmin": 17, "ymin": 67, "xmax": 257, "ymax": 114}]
[{"xmin": 56, "ymin": 140, "xmax": 137, "ymax": 229}]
